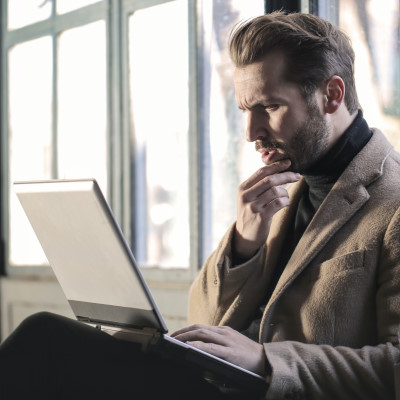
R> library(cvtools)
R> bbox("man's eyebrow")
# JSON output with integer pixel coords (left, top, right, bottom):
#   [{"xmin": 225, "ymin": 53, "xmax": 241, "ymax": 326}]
[{"xmin": 238, "ymin": 99, "xmax": 281, "ymax": 111}]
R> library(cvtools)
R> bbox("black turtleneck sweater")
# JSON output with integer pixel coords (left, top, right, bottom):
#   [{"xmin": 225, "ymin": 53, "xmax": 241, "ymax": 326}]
[{"xmin": 241, "ymin": 110, "xmax": 372, "ymax": 341}]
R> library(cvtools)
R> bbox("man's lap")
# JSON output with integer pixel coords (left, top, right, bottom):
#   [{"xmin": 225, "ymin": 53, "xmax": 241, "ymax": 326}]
[{"xmin": 0, "ymin": 312, "xmax": 227, "ymax": 400}]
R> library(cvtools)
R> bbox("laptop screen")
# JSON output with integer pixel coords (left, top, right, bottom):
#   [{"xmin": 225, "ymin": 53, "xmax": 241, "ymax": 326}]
[{"xmin": 14, "ymin": 179, "xmax": 167, "ymax": 331}]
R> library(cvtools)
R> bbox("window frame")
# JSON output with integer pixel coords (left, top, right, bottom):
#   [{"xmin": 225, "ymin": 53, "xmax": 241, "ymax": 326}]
[
  {"xmin": 1, "ymin": 1, "xmax": 112, "ymax": 277},
  {"xmin": 120, "ymin": 0, "xmax": 200, "ymax": 283},
  {"xmin": 0, "ymin": 0, "xmax": 201, "ymax": 283}
]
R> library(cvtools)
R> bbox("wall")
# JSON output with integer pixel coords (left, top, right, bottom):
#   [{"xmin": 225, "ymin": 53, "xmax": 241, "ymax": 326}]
[{"xmin": 0, "ymin": 276, "xmax": 190, "ymax": 340}]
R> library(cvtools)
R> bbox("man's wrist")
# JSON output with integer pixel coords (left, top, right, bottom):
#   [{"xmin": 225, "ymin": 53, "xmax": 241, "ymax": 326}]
[{"xmin": 231, "ymin": 229, "xmax": 259, "ymax": 266}]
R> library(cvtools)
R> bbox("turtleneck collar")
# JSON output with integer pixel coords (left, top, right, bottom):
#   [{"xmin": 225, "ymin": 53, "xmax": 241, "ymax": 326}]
[
  {"xmin": 301, "ymin": 110, "xmax": 372, "ymax": 211},
  {"xmin": 304, "ymin": 110, "xmax": 372, "ymax": 182}
]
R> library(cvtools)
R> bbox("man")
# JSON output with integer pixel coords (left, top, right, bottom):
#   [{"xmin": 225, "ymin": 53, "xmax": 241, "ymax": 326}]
[
  {"xmin": 172, "ymin": 11, "xmax": 400, "ymax": 399},
  {"xmin": 1, "ymin": 11, "xmax": 399, "ymax": 400}
]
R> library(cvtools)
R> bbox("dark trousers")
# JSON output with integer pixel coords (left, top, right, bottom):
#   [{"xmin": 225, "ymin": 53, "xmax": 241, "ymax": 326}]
[{"xmin": 0, "ymin": 312, "xmax": 250, "ymax": 400}]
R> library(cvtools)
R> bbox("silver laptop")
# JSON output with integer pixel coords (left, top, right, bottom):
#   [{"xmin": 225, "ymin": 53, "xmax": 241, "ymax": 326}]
[{"xmin": 14, "ymin": 179, "xmax": 267, "ymax": 395}]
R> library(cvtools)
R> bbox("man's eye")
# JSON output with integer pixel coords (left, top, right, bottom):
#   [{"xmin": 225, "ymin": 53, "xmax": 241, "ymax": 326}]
[{"xmin": 265, "ymin": 104, "xmax": 279, "ymax": 111}]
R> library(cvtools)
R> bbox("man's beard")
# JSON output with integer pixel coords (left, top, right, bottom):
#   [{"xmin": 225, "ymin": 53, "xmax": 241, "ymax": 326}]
[{"xmin": 255, "ymin": 99, "xmax": 331, "ymax": 174}]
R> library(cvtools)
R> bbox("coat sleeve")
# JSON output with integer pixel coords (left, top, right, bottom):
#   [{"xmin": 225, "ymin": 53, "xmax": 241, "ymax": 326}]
[
  {"xmin": 264, "ymin": 207, "xmax": 400, "ymax": 400},
  {"xmin": 188, "ymin": 223, "xmax": 268, "ymax": 329},
  {"xmin": 264, "ymin": 341, "xmax": 399, "ymax": 399}
]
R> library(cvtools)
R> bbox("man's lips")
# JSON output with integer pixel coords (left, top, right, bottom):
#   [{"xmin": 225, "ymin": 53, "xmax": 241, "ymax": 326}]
[{"xmin": 257, "ymin": 148, "xmax": 282, "ymax": 164}]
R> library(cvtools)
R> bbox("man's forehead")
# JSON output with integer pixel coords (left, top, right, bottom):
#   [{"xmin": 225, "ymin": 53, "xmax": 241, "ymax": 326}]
[
  {"xmin": 233, "ymin": 52, "xmax": 287, "ymax": 85},
  {"xmin": 234, "ymin": 63, "xmax": 265, "ymax": 83}
]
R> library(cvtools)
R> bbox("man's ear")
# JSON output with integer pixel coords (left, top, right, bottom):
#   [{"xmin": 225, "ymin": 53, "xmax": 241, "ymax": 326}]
[{"xmin": 323, "ymin": 75, "xmax": 345, "ymax": 114}]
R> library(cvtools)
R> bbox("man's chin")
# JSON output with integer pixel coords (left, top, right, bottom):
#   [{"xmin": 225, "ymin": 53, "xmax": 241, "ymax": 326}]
[
  {"xmin": 261, "ymin": 154, "xmax": 289, "ymax": 166},
  {"xmin": 262, "ymin": 157, "xmax": 301, "ymax": 172}
]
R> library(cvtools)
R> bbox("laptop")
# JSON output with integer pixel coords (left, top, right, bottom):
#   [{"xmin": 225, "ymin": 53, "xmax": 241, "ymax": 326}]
[{"xmin": 14, "ymin": 179, "xmax": 267, "ymax": 395}]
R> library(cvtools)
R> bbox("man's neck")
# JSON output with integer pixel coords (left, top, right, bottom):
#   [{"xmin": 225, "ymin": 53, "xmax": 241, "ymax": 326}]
[
  {"xmin": 304, "ymin": 109, "xmax": 371, "ymax": 179},
  {"xmin": 326, "ymin": 106, "xmax": 358, "ymax": 152}
]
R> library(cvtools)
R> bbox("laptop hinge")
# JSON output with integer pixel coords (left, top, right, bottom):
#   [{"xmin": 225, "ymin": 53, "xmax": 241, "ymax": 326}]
[{"xmin": 82, "ymin": 321, "xmax": 162, "ymax": 351}]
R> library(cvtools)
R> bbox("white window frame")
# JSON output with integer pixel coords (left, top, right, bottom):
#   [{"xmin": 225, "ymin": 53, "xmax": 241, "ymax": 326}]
[
  {"xmin": 1, "ymin": 0, "xmax": 269, "ymax": 284},
  {"xmin": 1, "ymin": 0, "xmax": 111, "ymax": 278},
  {"xmin": 120, "ymin": 0, "xmax": 200, "ymax": 284},
  {"xmin": 0, "ymin": 0, "xmax": 202, "ymax": 283}
]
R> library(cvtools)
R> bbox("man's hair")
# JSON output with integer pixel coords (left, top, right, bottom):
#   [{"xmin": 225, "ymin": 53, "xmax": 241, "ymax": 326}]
[{"xmin": 229, "ymin": 11, "xmax": 359, "ymax": 113}]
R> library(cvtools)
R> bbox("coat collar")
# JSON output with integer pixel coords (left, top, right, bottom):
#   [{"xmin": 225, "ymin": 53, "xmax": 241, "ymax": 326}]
[{"xmin": 261, "ymin": 129, "xmax": 393, "ymax": 331}]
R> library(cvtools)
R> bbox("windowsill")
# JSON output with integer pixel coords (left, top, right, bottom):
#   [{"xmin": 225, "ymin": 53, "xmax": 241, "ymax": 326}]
[{"xmin": 5, "ymin": 263, "xmax": 198, "ymax": 284}]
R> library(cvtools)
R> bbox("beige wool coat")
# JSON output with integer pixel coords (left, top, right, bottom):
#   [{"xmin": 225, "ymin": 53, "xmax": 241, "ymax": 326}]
[{"xmin": 188, "ymin": 129, "xmax": 400, "ymax": 399}]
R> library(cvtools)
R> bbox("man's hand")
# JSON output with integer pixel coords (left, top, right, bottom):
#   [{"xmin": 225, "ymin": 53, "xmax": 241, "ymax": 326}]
[
  {"xmin": 234, "ymin": 159, "xmax": 301, "ymax": 261},
  {"xmin": 171, "ymin": 324, "xmax": 266, "ymax": 376}
]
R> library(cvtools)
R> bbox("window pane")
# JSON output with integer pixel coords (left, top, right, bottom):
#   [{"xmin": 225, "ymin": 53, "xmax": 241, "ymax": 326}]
[
  {"xmin": 7, "ymin": 0, "xmax": 52, "ymax": 30},
  {"xmin": 207, "ymin": 2, "xmax": 265, "ymax": 256},
  {"xmin": 339, "ymin": 0, "xmax": 400, "ymax": 150},
  {"xmin": 129, "ymin": 1, "xmax": 190, "ymax": 268},
  {"xmin": 9, "ymin": 37, "xmax": 53, "ymax": 266},
  {"xmin": 57, "ymin": 0, "xmax": 102, "ymax": 15},
  {"xmin": 58, "ymin": 21, "xmax": 108, "ymax": 194}
]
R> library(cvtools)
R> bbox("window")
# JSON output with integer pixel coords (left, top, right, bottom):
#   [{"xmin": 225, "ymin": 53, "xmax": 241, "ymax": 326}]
[
  {"xmin": 3, "ymin": 1, "xmax": 108, "ymax": 270},
  {"xmin": 319, "ymin": 0, "xmax": 400, "ymax": 150},
  {"xmin": 128, "ymin": 1, "xmax": 190, "ymax": 268},
  {"xmin": 1, "ymin": 0, "xmax": 265, "ymax": 279}
]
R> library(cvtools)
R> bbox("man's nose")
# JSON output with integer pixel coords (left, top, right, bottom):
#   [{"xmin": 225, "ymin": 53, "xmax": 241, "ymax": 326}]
[{"xmin": 246, "ymin": 110, "xmax": 267, "ymax": 142}]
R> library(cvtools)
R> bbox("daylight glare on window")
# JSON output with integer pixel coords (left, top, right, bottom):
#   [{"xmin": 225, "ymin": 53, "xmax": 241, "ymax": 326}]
[
  {"xmin": 7, "ymin": 0, "xmax": 52, "ymax": 30},
  {"xmin": 339, "ymin": 0, "xmax": 400, "ymax": 150},
  {"xmin": 8, "ymin": 21, "xmax": 107, "ymax": 267},
  {"xmin": 9, "ymin": 37, "xmax": 52, "ymax": 265},
  {"xmin": 57, "ymin": 21, "xmax": 107, "ymax": 192},
  {"xmin": 129, "ymin": 0, "xmax": 190, "ymax": 268}
]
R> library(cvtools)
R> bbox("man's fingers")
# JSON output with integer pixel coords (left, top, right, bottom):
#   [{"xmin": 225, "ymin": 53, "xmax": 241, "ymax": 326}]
[
  {"xmin": 239, "ymin": 172, "xmax": 300, "ymax": 208},
  {"xmin": 171, "ymin": 325, "xmax": 266, "ymax": 375},
  {"xmin": 248, "ymin": 189, "xmax": 290, "ymax": 214},
  {"xmin": 240, "ymin": 159, "xmax": 292, "ymax": 190},
  {"xmin": 175, "ymin": 330, "xmax": 227, "ymax": 346},
  {"xmin": 172, "ymin": 325, "xmax": 234, "ymax": 346},
  {"xmin": 186, "ymin": 341, "xmax": 230, "ymax": 360},
  {"xmin": 171, "ymin": 324, "xmax": 218, "ymax": 337},
  {"xmin": 240, "ymin": 171, "xmax": 301, "ymax": 202},
  {"xmin": 234, "ymin": 167, "xmax": 300, "ymax": 260}
]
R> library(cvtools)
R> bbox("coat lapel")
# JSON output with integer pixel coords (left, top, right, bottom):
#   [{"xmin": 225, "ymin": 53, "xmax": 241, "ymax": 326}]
[
  {"xmin": 264, "ymin": 129, "xmax": 393, "ymax": 311},
  {"xmin": 270, "ymin": 182, "xmax": 370, "ymax": 304}
]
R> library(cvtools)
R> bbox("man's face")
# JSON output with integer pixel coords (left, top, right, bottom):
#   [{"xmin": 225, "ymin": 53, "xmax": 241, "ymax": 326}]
[{"xmin": 234, "ymin": 51, "xmax": 333, "ymax": 174}]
